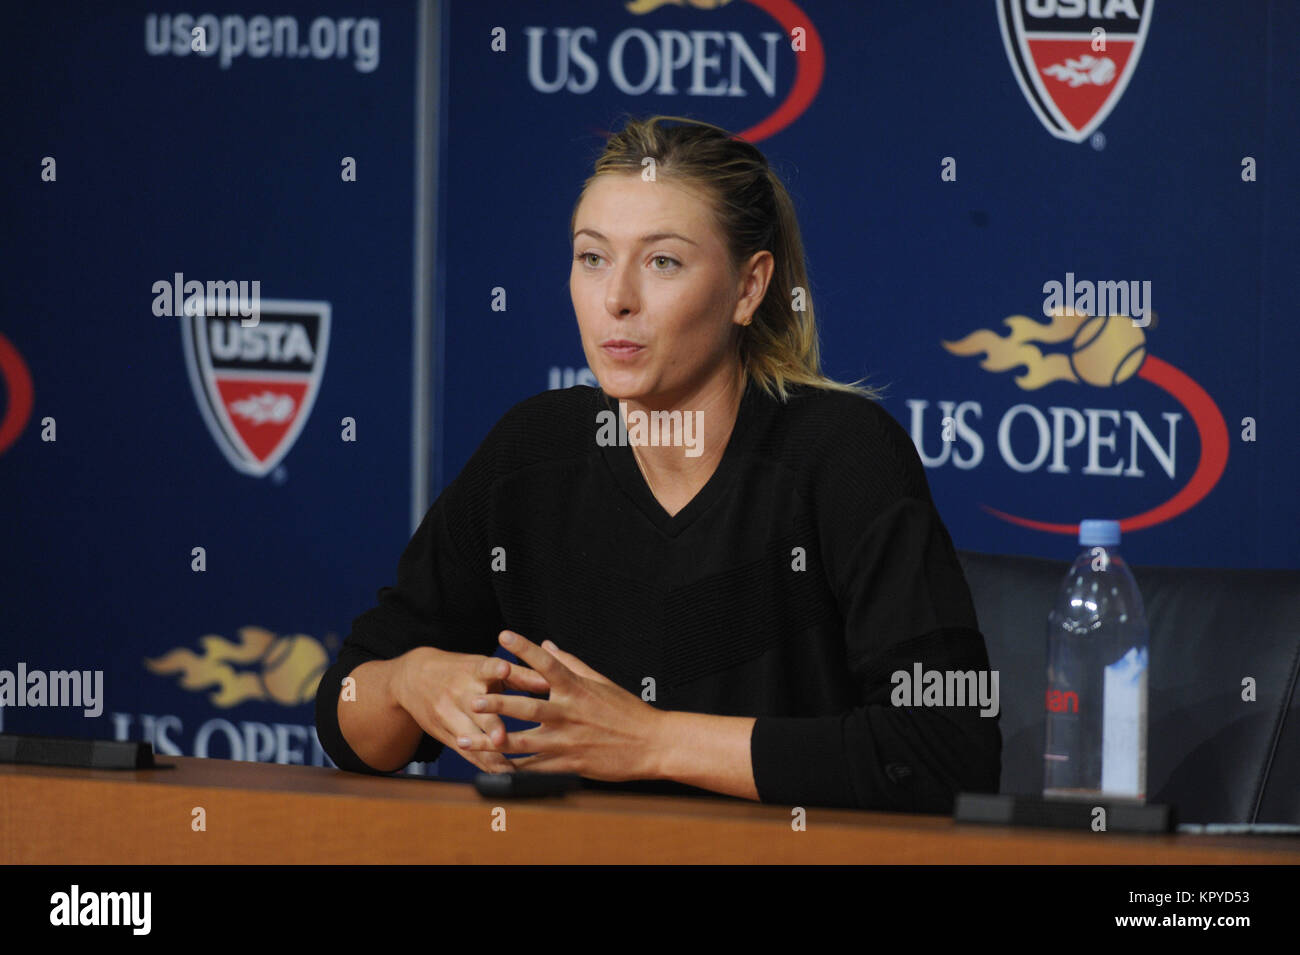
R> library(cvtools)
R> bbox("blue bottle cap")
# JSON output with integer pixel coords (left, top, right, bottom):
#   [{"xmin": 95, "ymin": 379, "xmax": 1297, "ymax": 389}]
[{"xmin": 1079, "ymin": 519, "xmax": 1120, "ymax": 546}]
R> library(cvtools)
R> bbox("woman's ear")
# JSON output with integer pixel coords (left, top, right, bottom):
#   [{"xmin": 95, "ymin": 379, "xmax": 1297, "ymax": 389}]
[{"xmin": 735, "ymin": 250, "xmax": 775, "ymax": 325}]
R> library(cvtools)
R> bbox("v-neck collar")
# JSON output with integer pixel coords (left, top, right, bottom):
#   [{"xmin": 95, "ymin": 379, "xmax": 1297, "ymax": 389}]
[{"xmin": 597, "ymin": 378, "xmax": 761, "ymax": 538}]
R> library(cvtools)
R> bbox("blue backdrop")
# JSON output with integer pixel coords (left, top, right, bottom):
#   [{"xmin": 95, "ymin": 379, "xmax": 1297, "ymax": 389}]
[{"xmin": 2, "ymin": 0, "xmax": 1296, "ymax": 780}]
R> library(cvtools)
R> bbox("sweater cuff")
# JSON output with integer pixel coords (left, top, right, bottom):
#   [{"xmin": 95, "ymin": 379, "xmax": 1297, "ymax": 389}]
[{"xmin": 750, "ymin": 715, "xmax": 859, "ymax": 807}]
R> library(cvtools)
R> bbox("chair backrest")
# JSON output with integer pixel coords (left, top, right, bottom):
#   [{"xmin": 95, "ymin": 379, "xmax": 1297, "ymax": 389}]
[{"xmin": 955, "ymin": 549, "xmax": 1300, "ymax": 823}]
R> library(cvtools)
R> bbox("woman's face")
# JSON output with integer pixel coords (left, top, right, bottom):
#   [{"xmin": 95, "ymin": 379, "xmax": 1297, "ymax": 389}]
[{"xmin": 570, "ymin": 172, "xmax": 764, "ymax": 407}]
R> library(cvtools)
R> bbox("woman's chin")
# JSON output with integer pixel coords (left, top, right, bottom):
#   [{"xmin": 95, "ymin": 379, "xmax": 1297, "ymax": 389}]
[{"xmin": 594, "ymin": 369, "xmax": 651, "ymax": 401}]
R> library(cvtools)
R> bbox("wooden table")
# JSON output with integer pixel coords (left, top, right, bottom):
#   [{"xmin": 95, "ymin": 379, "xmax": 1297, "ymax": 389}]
[{"xmin": 3, "ymin": 756, "xmax": 1297, "ymax": 864}]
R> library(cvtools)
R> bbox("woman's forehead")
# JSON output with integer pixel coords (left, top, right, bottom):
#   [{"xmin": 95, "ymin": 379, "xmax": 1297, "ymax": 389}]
[{"xmin": 576, "ymin": 175, "xmax": 718, "ymax": 236}]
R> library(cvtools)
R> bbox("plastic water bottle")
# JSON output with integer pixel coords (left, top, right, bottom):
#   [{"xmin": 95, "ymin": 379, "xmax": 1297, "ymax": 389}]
[{"xmin": 1043, "ymin": 519, "xmax": 1149, "ymax": 801}]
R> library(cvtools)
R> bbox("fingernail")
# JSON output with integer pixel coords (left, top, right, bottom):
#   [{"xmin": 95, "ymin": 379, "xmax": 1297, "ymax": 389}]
[
  {"xmin": 543, "ymin": 640, "xmax": 557, "ymax": 651},
  {"xmin": 457, "ymin": 737, "xmax": 471, "ymax": 747},
  {"xmin": 500, "ymin": 632, "xmax": 514, "ymax": 645},
  {"xmin": 472, "ymin": 698, "xmax": 486, "ymax": 710}
]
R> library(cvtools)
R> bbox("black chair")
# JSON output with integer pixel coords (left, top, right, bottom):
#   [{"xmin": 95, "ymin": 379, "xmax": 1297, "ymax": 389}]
[{"xmin": 957, "ymin": 549, "xmax": 1300, "ymax": 823}]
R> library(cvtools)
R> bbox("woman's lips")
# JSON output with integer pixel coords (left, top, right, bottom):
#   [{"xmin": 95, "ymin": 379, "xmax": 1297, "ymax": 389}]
[{"xmin": 601, "ymin": 341, "xmax": 645, "ymax": 360}]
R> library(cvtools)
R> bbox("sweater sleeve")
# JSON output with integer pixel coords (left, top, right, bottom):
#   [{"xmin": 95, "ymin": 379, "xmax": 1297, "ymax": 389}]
[
  {"xmin": 749, "ymin": 405, "xmax": 1002, "ymax": 812},
  {"xmin": 314, "ymin": 445, "xmax": 504, "ymax": 775}
]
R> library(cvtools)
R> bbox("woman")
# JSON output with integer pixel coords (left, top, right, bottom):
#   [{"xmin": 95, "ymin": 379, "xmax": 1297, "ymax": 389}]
[{"xmin": 314, "ymin": 115, "xmax": 1000, "ymax": 812}]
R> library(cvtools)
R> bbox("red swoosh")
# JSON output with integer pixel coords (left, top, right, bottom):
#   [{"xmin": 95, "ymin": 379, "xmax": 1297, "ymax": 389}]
[
  {"xmin": 982, "ymin": 355, "xmax": 1230, "ymax": 535},
  {"xmin": 0, "ymin": 331, "xmax": 35, "ymax": 455},
  {"xmin": 734, "ymin": 0, "xmax": 824, "ymax": 142}
]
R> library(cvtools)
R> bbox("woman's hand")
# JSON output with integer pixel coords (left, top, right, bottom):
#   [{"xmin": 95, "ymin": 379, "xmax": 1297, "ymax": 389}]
[
  {"xmin": 459, "ymin": 630, "xmax": 669, "ymax": 782},
  {"xmin": 389, "ymin": 645, "xmax": 551, "ymax": 774}
]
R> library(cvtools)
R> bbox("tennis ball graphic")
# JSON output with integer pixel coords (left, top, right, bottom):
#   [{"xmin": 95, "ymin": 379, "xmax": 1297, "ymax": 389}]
[
  {"xmin": 1069, "ymin": 315, "xmax": 1147, "ymax": 387},
  {"xmin": 259, "ymin": 634, "xmax": 329, "ymax": 705}
]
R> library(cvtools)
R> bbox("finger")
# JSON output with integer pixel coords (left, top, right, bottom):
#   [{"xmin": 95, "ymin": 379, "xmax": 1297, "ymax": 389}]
[
  {"xmin": 457, "ymin": 743, "xmax": 514, "ymax": 775},
  {"xmin": 471, "ymin": 692, "xmax": 558, "ymax": 724},
  {"xmin": 459, "ymin": 725, "xmax": 553, "ymax": 755},
  {"xmin": 459, "ymin": 670, "xmax": 513, "ymax": 744},
  {"xmin": 468, "ymin": 709, "xmax": 510, "ymax": 748},
  {"xmin": 442, "ymin": 709, "xmax": 514, "ymax": 772},
  {"xmin": 458, "ymin": 734, "xmax": 514, "ymax": 772},
  {"xmin": 500, "ymin": 661, "xmax": 552, "ymax": 695},
  {"xmin": 508, "ymin": 753, "xmax": 571, "ymax": 772},
  {"xmin": 499, "ymin": 630, "xmax": 572, "ymax": 686},
  {"xmin": 475, "ymin": 653, "xmax": 549, "ymax": 705},
  {"xmin": 463, "ymin": 749, "xmax": 515, "ymax": 774},
  {"xmin": 539, "ymin": 640, "xmax": 612, "ymax": 684},
  {"xmin": 476, "ymin": 656, "xmax": 511, "ymax": 683}
]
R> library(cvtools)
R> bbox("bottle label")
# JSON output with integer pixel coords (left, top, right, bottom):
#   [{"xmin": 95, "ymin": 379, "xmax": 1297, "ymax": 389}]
[{"xmin": 1101, "ymin": 646, "xmax": 1148, "ymax": 797}]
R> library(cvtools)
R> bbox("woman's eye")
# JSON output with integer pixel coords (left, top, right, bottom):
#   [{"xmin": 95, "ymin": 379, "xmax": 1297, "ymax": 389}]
[{"xmin": 574, "ymin": 252, "xmax": 677, "ymax": 269}]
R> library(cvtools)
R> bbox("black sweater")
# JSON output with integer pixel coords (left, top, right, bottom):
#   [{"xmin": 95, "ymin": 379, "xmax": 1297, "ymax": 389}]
[{"xmin": 314, "ymin": 379, "xmax": 1002, "ymax": 812}]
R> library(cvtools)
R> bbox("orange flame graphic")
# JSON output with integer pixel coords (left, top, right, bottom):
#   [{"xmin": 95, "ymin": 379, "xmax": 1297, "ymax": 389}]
[
  {"xmin": 145, "ymin": 626, "xmax": 328, "ymax": 707},
  {"xmin": 943, "ymin": 311, "xmax": 1148, "ymax": 390}
]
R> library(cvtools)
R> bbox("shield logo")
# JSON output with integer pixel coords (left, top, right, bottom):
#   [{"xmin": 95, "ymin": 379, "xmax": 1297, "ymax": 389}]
[
  {"xmin": 182, "ymin": 299, "xmax": 330, "ymax": 477},
  {"xmin": 998, "ymin": 0, "xmax": 1154, "ymax": 142}
]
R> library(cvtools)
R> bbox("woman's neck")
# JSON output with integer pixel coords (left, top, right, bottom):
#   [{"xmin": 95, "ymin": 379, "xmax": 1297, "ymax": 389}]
[{"xmin": 622, "ymin": 366, "xmax": 747, "ymax": 503}]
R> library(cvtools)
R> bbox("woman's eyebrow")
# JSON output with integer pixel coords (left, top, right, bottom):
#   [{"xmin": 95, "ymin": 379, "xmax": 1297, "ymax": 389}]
[{"xmin": 572, "ymin": 228, "xmax": 698, "ymax": 245}]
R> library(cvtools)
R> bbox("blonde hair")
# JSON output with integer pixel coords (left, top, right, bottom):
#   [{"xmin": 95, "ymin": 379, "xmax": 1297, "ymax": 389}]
[{"xmin": 570, "ymin": 114, "xmax": 883, "ymax": 402}]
